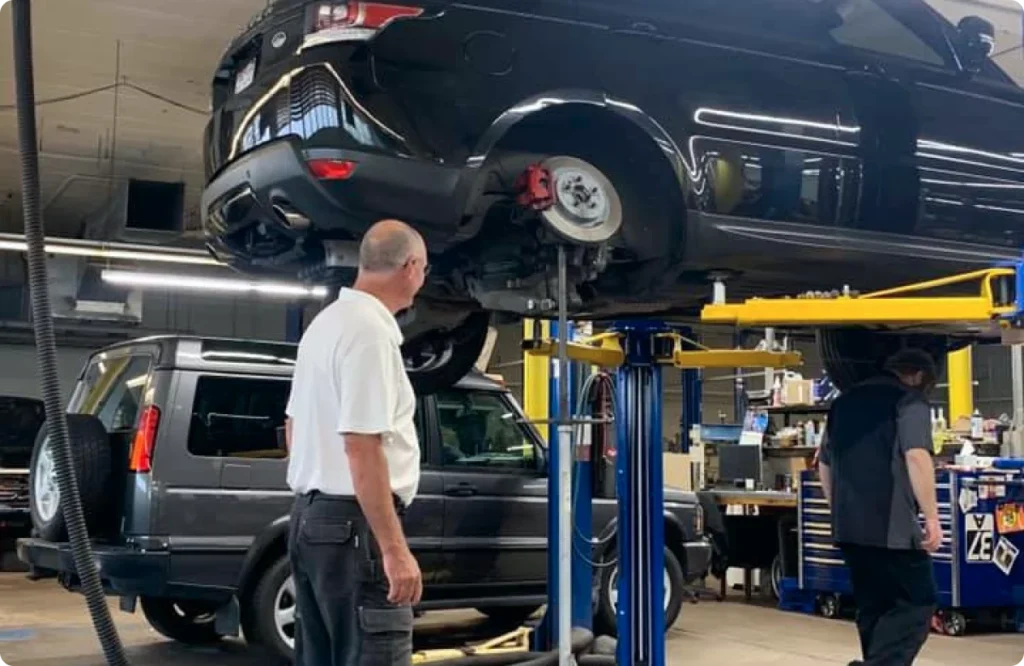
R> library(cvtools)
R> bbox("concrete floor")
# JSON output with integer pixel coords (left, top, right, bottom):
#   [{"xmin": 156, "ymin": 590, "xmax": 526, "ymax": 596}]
[{"xmin": 0, "ymin": 574, "xmax": 1021, "ymax": 665}]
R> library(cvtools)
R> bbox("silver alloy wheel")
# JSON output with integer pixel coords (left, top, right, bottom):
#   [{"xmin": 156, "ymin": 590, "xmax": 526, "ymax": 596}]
[
  {"xmin": 538, "ymin": 156, "xmax": 622, "ymax": 245},
  {"xmin": 33, "ymin": 440, "xmax": 60, "ymax": 522},
  {"xmin": 275, "ymin": 574, "xmax": 297, "ymax": 650},
  {"xmin": 608, "ymin": 566, "xmax": 672, "ymax": 613}
]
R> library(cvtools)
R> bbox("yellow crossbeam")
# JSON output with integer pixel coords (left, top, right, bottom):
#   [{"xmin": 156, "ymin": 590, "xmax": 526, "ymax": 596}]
[
  {"xmin": 670, "ymin": 349, "xmax": 802, "ymax": 369},
  {"xmin": 523, "ymin": 333, "xmax": 802, "ymax": 370},
  {"xmin": 702, "ymin": 267, "xmax": 1017, "ymax": 328}
]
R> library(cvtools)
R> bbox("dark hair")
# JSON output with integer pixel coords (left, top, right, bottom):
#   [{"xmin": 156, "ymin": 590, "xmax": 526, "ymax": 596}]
[{"xmin": 883, "ymin": 349, "xmax": 938, "ymax": 385}]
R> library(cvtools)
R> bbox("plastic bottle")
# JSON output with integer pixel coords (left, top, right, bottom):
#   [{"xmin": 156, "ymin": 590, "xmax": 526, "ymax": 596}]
[
  {"xmin": 804, "ymin": 420, "xmax": 816, "ymax": 447},
  {"xmin": 771, "ymin": 375, "xmax": 783, "ymax": 407},
  {"xmin": 935, "ymin": 407, "xmax": 947, "ymax": 432},
  {"xmin": 970, "ymin": 409, "xmax": 983, "ymax": 439}
]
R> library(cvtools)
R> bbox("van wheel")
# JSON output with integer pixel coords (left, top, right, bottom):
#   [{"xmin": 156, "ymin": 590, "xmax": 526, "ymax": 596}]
[
  {"xmin": 140, "ymin": 597, "xmax": 222, "ymax": 644},
  {"xmin": 252, "ymin": 556, "xmax": 296, "ymax": 662},
  {"xmin": 29, "ymin": 415, "xmax": 111, "ymax": 542},
  {"xmin": 596, "ymin": 546, "xmax": 684, "ymax": 635}
]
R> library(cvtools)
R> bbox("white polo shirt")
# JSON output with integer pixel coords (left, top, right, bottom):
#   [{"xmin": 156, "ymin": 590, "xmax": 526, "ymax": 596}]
[{"xmin": 285, "ymin": 288, "xmax": 420, "ymax": 507}]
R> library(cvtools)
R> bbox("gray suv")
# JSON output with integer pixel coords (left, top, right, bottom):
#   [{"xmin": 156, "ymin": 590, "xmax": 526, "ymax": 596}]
[{"xmin": 18, "ymin": 335, "xmax": 710, "ymax": 661}]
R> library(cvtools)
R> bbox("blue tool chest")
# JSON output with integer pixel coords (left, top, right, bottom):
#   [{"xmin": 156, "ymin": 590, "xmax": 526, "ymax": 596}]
[{"xmin": 797, "ymin": 467, "xmax": 1024, "ymax": 630}]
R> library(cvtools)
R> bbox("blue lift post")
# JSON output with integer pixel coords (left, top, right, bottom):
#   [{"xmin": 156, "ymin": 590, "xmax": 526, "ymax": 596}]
[{"xmin": 615, "ymin": 321, "xmax": 668, "ymax": 666}]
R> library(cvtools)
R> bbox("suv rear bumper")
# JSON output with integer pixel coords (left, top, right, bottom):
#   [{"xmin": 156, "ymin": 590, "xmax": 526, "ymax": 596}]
[
  {"xmin": 682, "ymin": 539, "xmax": 713, "ymax": 582},
  {"xmin": 16, "ymin": 538, "xmax": 226, "ymax": 603},
  {"xmin": 201, "ymin": 138, "xmax": 463, "ymax": 274}
]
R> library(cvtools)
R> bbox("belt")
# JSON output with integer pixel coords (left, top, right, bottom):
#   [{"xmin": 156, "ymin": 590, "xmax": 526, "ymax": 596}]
[{"xmin": 299, "ymin": 490, "xmax": 406, "ymax": 515}]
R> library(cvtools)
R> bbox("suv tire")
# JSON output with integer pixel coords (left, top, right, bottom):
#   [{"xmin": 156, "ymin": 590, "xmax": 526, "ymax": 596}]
[
  {"xmin": 251, "ymin": 556, "xmax": 296, "ymax": 662},
  {"xmin": 596, "ymin": 545, "xmax": 684, "ymax": 636},
  {"xmin": 817, "ymin": 329, "xmax": 950, "ymax": 391},
  {"xmin": 29, "ymin": 415, "xmax": 111, "ymax": 542},
  {"xmin": 404, "ymin": 311, "xmax": 491, "ymax": 396},
  {"xmin": 140, "ymin": 597, "xmax": 222, "ymax": 644}
]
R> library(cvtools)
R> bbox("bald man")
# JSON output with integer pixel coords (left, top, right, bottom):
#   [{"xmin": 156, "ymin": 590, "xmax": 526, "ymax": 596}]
[{"xmin": 285, "ymin": 219, "xmax": 429, "ymax": 666}]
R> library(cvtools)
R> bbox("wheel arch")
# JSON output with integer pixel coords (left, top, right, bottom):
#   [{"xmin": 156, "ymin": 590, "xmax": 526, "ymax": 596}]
[
  {"xmin": 594, "ymin": 512, "xmax": 690, "ymax": 573},
  {"xmin": 458, "ymin": 90, "xmax": 692, "ymax": 262},
  {"xmin": 237, "ymin": 515, "xmax": 290, "ymax": 600},
  {"xmin": 465, "ymin": 90, "xmax": 693, "ymax": 193}
]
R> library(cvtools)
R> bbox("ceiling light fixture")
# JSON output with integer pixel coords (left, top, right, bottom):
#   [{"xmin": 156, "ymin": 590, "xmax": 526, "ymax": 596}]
[
  {"xmin": 0, "ymin": 237, "xmax": 222, "ymax": 266},
  {"xmin": 101, "ymin": 269, "xmax": 328, "ymax": 299}
]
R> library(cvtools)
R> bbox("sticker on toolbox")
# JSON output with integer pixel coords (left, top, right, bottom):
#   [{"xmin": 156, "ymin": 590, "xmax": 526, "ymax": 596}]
[
  {"xmin": 993, "ymin": 536, "xmax": 1019, "ymax": 575},
  {"xmin": 959, "ymin": 487, "xmax": 979, "ymax": 513},
  {"xmin": 965, "ymin": 513, "xmax": 995, "ymax": 562},
  {"xmin": 997, "ymin": 503, "xmax": 1024, "ymax": 535}
]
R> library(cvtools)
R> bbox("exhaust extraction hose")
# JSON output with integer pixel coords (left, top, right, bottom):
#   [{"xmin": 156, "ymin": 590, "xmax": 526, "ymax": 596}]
[{"xmin": 11, "ymin": 1, "xmax": 129, "ymax": 664}]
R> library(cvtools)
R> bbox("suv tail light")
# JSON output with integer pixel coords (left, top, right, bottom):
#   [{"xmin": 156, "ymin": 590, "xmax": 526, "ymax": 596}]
[
  {"xmin": 129, "ymin": 406, "xmax": 161, "ymax": 473},
  {"xmin": 694, "ymin": 503, "xmax": 704, "ymax": 536},
  {"xmin": 305, "ymin": 2, "xmax": 422, "ymax": 44},
  {"xmin": 307, "ymin": 158, "xmax": 358, "ymax": 180}
]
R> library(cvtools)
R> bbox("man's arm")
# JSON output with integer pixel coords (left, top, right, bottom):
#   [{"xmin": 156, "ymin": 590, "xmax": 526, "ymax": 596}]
[
  {"xmin": 906, "ymin": 449, "xmax": 939, "ymax": 522},
  {"xmin": 335, "ymin": 338, "xmax": 422, "ymax": 604},
  {"xmin": 899, "ymin": 398, "xmax": 941, "ymax": 551},
  {"xmin": 285, "ymin": 418, "xmax": 293, "ymax": 452},
  {"xmin": 346, "ymin": 434, "xmax": 407, "ymax": 556}
]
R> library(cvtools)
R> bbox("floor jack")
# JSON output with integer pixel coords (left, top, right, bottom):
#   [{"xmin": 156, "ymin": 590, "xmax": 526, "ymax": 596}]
[{"xmin": 524, "ymin": 255, "xmax": 800, "ymax": 666}]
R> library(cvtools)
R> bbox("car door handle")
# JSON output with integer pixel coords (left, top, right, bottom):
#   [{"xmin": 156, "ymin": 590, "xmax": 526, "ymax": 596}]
[{"xmin": 445, "ymin": 483, "xmax": 478, "ymax": 497}]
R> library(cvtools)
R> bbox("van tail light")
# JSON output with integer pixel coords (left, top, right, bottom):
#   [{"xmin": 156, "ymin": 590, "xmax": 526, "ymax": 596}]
[
  {"xmin": 305, "ymin": 2, "xmax": 422, "ymax": 43},
  {"xmin": 307, "ymin": 158, "xmax": 358, "ymax": 180},
  {"xmin": 129, "ymin": 406, "xmax": 161, "ymax": 473}
]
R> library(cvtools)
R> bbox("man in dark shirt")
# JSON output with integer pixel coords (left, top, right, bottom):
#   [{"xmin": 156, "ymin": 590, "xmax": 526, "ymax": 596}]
[{"xmin": 819, "ymin": 349, "xmax": 942, "ymax": 666}]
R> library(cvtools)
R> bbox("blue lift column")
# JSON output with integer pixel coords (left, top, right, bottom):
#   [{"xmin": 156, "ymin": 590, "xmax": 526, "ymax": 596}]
[{"xmin": 615, "ymin": 321, "xmax": 667, "ymax": 666}]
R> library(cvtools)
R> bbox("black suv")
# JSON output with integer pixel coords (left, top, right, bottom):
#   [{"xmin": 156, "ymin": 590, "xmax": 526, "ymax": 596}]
[
  {"xmin": 18, "ymin": 335, "xmax": 710, "ymax": 661},
  {"xmin": 202, "ymin": 0, "xmax": 1023, "ymax": 392}
]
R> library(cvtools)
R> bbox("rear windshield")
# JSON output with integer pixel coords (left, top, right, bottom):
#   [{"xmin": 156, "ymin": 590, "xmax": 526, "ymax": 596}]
[{"xmin": 68, "ymin": 353, "xmax": 154, "ymax": 432}]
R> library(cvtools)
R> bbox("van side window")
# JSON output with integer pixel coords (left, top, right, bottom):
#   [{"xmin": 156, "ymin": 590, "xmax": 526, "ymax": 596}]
[
  {"xmin": 188, "ymin": 376, "xmax": 290, "ymax": 459},
  {"xmin": 436, "ymin": 390, "xmax": 536, "ymax": 470}
]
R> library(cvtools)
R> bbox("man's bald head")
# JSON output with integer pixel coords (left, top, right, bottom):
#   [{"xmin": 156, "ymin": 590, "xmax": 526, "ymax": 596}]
[{"xmin": 358, "ymin": 219, "xmax": 425, "ymax": 273}]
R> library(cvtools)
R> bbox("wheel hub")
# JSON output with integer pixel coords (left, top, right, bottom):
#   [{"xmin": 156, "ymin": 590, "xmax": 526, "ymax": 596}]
[
  {"xmin": 33, "ymin": 440, "xmax": 60, "ymax": 522},
  {"xmin": 275, "ymin": 575, "xmax": 297, "ymax": 649},
  {"xmin": 553, "ymin": 167, "xmax": 608, "ymax": 225}
]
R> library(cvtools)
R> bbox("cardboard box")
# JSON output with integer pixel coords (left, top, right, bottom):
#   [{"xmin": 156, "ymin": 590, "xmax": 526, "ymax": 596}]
[{"xmin": 782, "ymin": 378, "xmax": 815, "ymax": 406}]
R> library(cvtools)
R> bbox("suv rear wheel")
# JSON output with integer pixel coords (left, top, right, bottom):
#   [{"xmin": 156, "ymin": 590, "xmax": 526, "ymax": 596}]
[
  {"xmin": 140, "ymin": 597, "xmax": 222, "ymax": 644},
  {"xmin": 250, "ymin": 556, "xmax": 296, "ymax": 662}
]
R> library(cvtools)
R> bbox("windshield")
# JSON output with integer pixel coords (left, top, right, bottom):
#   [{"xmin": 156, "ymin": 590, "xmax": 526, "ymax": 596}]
[{"xmin": 68, "ymin": 353, "xmax": 154, "ymax": 432}]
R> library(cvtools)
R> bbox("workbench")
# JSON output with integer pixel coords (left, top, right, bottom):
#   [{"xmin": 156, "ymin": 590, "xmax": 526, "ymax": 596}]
[{"xmin": 701, "ymin": 488, "xmax": 800, "ymax": 601}]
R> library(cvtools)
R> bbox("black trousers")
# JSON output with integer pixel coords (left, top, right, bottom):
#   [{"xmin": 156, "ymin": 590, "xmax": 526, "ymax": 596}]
[
  {"xmin": 288, "ymin": 492, "xmax": 413, "ymax": 666},
  {"xmin": 840, "ymin": 544, "xmax": 937, "ymax": 666}
]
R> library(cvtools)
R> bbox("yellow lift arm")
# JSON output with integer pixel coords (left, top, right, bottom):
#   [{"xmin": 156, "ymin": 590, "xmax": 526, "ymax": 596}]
[
  {"xmin": 523, "ymin": 330, "xmax": 801, "ymax": 370},
  {"xmin": 701, "ymin": 267, "xmax": 1018, "ymax": 330}
]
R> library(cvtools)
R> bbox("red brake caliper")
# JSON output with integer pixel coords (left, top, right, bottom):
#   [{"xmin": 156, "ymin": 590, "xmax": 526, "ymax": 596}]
[{"xmin": 515, "ymin": 163, "xmax": 556, "ymax": 211}]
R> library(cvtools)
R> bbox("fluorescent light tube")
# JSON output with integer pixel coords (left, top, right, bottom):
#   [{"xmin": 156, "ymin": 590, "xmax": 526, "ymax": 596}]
[
  {"xmin": 101, "ymin": 269, "xmax": 328, "ymax": 299},
  {"xmin": 0, "ymin": 239, "xmax": 222, "ymax": 266}
]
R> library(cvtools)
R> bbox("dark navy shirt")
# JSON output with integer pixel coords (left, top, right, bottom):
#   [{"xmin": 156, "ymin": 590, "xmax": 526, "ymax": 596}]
[{"xmin": 819, "ymin": 375, "xmax": 932, "ymax": 550}]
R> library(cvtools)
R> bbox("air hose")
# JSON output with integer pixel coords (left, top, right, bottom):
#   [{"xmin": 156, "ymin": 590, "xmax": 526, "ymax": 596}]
[{"xmin": 11, "ymin": 1, "xmax": 129, "ymax": 664}]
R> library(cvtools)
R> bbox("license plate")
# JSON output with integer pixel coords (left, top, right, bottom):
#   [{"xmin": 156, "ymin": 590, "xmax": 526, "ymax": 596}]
[{"xmin": 235, "ymin": 59, "xmax": 256, "ymax": 94}]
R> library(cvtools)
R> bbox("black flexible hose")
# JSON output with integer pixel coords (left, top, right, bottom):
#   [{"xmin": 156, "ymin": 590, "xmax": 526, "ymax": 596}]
[{"xmin": 11, "ymin": 2, "xmax": 129, "ymax": 664}]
